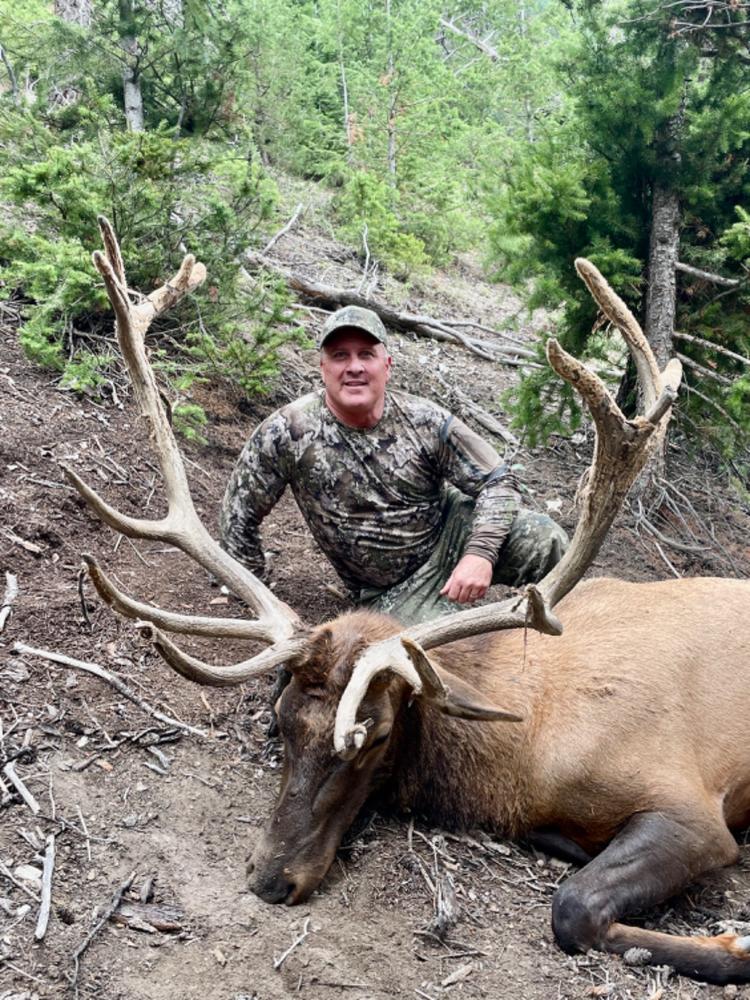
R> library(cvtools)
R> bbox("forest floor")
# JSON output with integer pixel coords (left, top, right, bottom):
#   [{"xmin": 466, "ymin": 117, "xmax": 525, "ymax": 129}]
[{"xmin": 2, "ymin": 211, "xmax": 750, "ymax": 1000}]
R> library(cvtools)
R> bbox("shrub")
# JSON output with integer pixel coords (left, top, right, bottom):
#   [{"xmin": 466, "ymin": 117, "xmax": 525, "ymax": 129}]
[{"xmin": 0, "ymin": 110, "xmax": 306, "ymax": 413}]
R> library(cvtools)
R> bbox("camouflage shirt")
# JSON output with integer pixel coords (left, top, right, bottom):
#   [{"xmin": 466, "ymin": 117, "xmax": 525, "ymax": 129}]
[{"xmin": 220, "ymin": 389, "xmax": 520, "ymax": 593}]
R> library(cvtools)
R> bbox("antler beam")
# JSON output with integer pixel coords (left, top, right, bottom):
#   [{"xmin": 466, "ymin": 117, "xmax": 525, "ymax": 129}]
[{"xmin": 67, "ymin": 218, "xmax": 305, "ymax": 679}]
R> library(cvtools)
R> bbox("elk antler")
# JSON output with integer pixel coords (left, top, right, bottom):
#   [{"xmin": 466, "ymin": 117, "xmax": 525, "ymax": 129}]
[
  {"xmin": 334, "ymin": 259, "xmax": 683, "ymax": 757},
  {"xmin": 66, "ymin": 217, "xmax": 305, "ymax": 684}
]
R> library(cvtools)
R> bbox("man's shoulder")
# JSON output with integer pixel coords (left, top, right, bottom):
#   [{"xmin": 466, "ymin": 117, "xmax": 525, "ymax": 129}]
[
  {"xmin": 258, "ymin": 391, "xmax": 324, "ymax": 438},
  {"xmin": 387, "ymin": 389, "xmax": 451, "ymax": 424}
]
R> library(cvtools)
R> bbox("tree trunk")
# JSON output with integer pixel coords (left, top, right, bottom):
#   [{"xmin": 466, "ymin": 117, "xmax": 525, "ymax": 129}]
[
  {"xmin": 644, "ymin": 182, "xmax": 680, "ymax": 369},
  {"xmin": 635, "ymin": 100, "xmax": 684, "ymax": 503},
  {"xmin": 119, "ymin": 0, "xmax": 144, "ymax": 131},
  {"xmin": 54, "ymin": 0, "xmax": 92, "ymax": 26},
  {"xmin": 385, "ymin": 0, "xmax": 397, "ymax": 185}
]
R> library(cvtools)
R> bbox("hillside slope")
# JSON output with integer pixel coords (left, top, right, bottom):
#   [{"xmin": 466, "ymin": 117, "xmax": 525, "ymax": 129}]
[{"xmin": 1, "ymin": 222, "xmax": 749, "ymax": 1000}]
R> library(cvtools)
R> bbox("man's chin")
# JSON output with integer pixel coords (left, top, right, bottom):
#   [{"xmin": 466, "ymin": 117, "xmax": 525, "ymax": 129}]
[{"xmin": 340, "ymin": 392, "xmax": 371, "ymax": 408}]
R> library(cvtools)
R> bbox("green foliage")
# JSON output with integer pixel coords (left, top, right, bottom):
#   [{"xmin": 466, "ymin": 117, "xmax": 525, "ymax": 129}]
[
  {"xmin": 58, "ymin": 350, "xmax": 116, "ymax": 394},
  {"xmin": 721, "ymin": 207, "xmax": 750, "ymax": 264},
  {"xmin": 490, "ymin": 0, "xmax": 750, "ymax": 455},
  {"xmin": 502, "ymin": 339, "xmax": 582, "ymax": 448},
  {"xmin": 177, "ymin": 273, "xmax": 308, "ymax": 398},
  {"xmin": 334, "ymin": 171, "xmax": 428, "ymax": 276},
  {"xmin": 0, "ymin": 104, "xmax": 306, "ymax": 412},
  {"xmin": 172, "ymin": 403, "xmax": 209, "ymax": 445}
]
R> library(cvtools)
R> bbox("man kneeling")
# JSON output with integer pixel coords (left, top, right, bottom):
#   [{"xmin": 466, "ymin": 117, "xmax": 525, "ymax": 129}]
[{"xmin": 220, "ymin": 306, "xmax": 567, "ymax": 627}]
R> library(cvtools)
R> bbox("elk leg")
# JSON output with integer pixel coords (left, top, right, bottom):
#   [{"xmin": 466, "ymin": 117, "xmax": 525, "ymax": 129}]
[
  {"xmin": 551, "ymin": 809, "xmax": 750, "ymax": 984},
  {"xmin": 526, "ymin": 828, "xmax": 592, "ymax": 866}
]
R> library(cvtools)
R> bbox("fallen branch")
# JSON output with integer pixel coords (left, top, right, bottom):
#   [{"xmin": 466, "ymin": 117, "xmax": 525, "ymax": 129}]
[
  {"xmin": 445, "ymin": 318, "xmax": 529, "ymax": 348},
  {"xmin": 262, "ymin": 202, "xmax": 304, "ymax": 255},
  {"xmin": 0, "ymin": 572, "xmax": 18, "ymax": 633},
  {"xmin": 675, "ymin": 261, "xmax": 741, "ymax": 288},
  {"xmin": 13, "ymin": 642, "xmax": 213, "ymax": 739},
  {"xmin": 434, "ymin": 372, "xmax": 519, "ymax": 447},
  {"xmin": 0, "ymin": 858, "xmax": 41, "ymax": 901},
  {"xmin": 3, "ymin": 760, "xmax": 41, "ymax": 815},
  {"xmin": 34, "ymin": 834, "xmax": 56, "ymax": 941},
  {"xmin": 112, "ymin": 899, "xmax": 185, "ymax": 933},
  {"xmin": 675, "ymin": 352, "xmax": 733, "ymax": 386},
  {"xmin": 681, "ymin": 381, "xmax": 742, "ymax": 433},
  {"xmin": 246, "ymin": 252, "xmax": 536, "ymax": 366},
  {"xmin": 673, "ymin": 330, "xmax": 750, "ymax": 368},
  {"xmin": 70, "ymin": 871, "xmax": 136, "ymax": 998}
]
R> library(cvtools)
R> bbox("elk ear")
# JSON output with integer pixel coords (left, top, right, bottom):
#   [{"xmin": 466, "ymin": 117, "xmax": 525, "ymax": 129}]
[
  {"xmin": 289, "ymin": 627, "xmax": 333, "ymax": 686},
  {"xmin": 401, "ymin": 638, "xmax": 523, "ymax": 723}
]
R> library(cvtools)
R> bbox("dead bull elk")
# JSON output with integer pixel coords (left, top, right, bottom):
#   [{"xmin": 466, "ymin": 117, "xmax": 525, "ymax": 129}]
[{"xmin": 66, "ymin": 217, "xmax": 750, "ymax": 985}]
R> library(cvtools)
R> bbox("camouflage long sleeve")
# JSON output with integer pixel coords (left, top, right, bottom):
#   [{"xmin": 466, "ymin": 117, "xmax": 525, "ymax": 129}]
[
  {"xmin": 438, "ymin": 415, "xmax": 521, "ymax": 565},
  {"xmin": 220, "ymin": 390, "xmax": 520, "ymax": 593},
  {"xmin": 219, "ymin": 412, "xmax": 290, "ymax": 579}
]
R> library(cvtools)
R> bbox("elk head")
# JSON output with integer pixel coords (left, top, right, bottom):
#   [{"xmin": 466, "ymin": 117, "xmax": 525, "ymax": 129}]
[
  {"xmin": 68, "ymin": 219, "xmax": 682, "ymax": 907},
  {"xmin": 247, "ymin": 611, "xmax": 524, "ymax": 904}
]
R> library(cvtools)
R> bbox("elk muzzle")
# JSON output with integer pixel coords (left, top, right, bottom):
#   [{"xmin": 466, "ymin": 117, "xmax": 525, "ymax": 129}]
[{"xmin": 246, "ymin": 805, "xmax": 348, "ymax": 905}]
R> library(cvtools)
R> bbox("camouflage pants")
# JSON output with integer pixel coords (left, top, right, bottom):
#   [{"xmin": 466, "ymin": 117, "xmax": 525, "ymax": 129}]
[{"xmin": 356, "ymin": 487, "xmax": 569, "ymax": 626}]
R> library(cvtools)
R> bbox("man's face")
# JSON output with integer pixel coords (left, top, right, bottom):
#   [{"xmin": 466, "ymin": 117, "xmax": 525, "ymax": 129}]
[{"xmin": 320, "ymin": 329, "xmax": 392, "ymax": 426}]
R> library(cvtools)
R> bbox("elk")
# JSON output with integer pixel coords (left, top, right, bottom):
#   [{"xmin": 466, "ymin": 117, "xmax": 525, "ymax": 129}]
[{"xmin": 66, "ymin": 218, "xmax": 750, "ymax": 985}]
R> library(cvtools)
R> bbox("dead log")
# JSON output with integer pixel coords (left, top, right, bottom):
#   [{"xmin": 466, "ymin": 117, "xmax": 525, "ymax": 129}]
[{"xmin": 245, "ymin": 252, "xmax": 537, "ymax": 366}]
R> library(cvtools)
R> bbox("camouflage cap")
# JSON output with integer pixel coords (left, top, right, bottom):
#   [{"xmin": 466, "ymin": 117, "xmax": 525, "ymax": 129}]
[{"xmin": 317, "ymin": 305, "xmax": 389, "ymax": 350}]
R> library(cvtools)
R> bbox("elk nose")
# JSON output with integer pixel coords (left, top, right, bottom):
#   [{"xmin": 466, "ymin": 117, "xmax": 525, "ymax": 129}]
[{"xmin": 247, "ymin": 864, "xmax": 297, "ymax": 905}]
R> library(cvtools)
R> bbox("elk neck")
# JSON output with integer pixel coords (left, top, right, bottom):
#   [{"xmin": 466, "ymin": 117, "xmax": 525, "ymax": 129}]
[{"xmin": 382, "ymin": 632, "xmax": 543, "ymax": 838}]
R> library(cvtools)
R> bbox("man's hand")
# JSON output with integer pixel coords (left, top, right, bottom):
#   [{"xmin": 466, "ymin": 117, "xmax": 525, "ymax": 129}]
[{"xmin": 440, "ymin": 554, "xmax": 493, "ymax": 604}]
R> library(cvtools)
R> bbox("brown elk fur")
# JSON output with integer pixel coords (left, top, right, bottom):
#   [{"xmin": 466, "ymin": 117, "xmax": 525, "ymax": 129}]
[{"xmin": 250, "ymin": 575, "xmax": 750, "ymax": 983}]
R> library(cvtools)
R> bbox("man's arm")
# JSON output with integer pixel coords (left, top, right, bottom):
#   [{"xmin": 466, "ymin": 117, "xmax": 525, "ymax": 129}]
[
  {"xmin": 438, "ymin": 415, "xmax": 521, "ymax": 602},
  {"xmin": 219, "ymin": 413, "xmax": 290, "ymax": 580}
]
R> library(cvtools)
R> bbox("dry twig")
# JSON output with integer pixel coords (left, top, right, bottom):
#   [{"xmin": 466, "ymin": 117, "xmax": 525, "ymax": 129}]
[
  {"xmin": 70, "ymin": 870, "xmax": 136, "ymax": 997},
  {"xmin": 263, "ymin": 202, "xmax": 305, "ymax": 255},
  {"xmin": 34, "ymin": 833, "xmax": 56, "ymax": 941},
  {"xmin": 3, "ymin": 760, "xmax": 41, "ymax": 814},
  {"xmin": 0, "ymin": 571, "xmax": 19, "ymax": 633},
  {"xmin": 13, "ymin": 642, "xmax": 213, "ymax": 738},
  {"xmin": 274, "ymin": 916, "xmax": 312, "ymax": 970}
]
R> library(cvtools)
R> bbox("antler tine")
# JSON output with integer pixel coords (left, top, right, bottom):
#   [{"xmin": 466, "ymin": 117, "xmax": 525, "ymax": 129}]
[
  {"xmin": 537, "ymin": 337, "xmax": 680, "ymax": 608},
  {"xmin": 334, "ymin": 587, "xmax": 558, "ymax": 755},
  {"xmin": 98, "ymin": 215, "xmax": 126, "ymax": 286},
  {"xmin": 574, "ymin": 257, "xmax": 661, "ymax": 411},
  {"xmin": 69, "ymin": 219, "xmax": 302, "ymax": 656},
  {"xmin": 82, "ymin": 555, "xmax": 274, "ymax": 640},
  {"xmin": 334, "ymin": 259, "xmax": 683, "ymax": 757},
  {"xmin": 333, "ymin": 636, "xmax": 423, "ymax": 757},
  {"xmin": 135, "ymin": 623, "xmax": 307, "ymax": 688}
]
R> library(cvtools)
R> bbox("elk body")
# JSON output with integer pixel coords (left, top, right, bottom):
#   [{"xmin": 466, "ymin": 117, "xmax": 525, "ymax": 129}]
[
  {"xmin": 251, "ymin": 579, "xmax": 750, "ymax": 983},
  {"xmin": 65, "ymin": 219, "xmax": 750, "ymax": 985}
]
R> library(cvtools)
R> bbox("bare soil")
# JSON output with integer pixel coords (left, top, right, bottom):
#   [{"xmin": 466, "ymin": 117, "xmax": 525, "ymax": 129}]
[{"xmin": 2, "ymin": 231, "xmax": 750, "ymax": 1000}]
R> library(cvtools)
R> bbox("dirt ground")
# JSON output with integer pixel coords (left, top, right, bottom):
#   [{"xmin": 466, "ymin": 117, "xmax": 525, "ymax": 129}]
[{"xmin": 2, "ymin": 229, "xmax": 750, "ymax": 1000}]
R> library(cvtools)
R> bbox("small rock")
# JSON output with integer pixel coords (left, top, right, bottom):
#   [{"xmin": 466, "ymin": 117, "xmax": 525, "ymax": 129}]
[
  {"xmin": 13, "ymin": 865, "xmax": 42, "ymax": 884},
  {"xmin": 1, "ymin": 664, "xmax": 30, "ymax": 683},
  {"xmin": 723, "ymin": 986, "xmax": 738, "ymax": 998},
  {"xmin": 623, "ymin": 946, "xmax": 653, "ymax": 966},
  {"xmin": 212, "ymin": 946, "xmax": 227, "ymax": 967},
  {"xmin": 441, "ymin": 963, "xmax": 473, "ymax": 987}
]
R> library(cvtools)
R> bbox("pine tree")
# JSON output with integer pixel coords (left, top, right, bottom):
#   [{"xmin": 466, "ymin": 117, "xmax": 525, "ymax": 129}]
[{"xmin": 492, "ymin": 0, "xmax": 750, "ymax": 460}]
